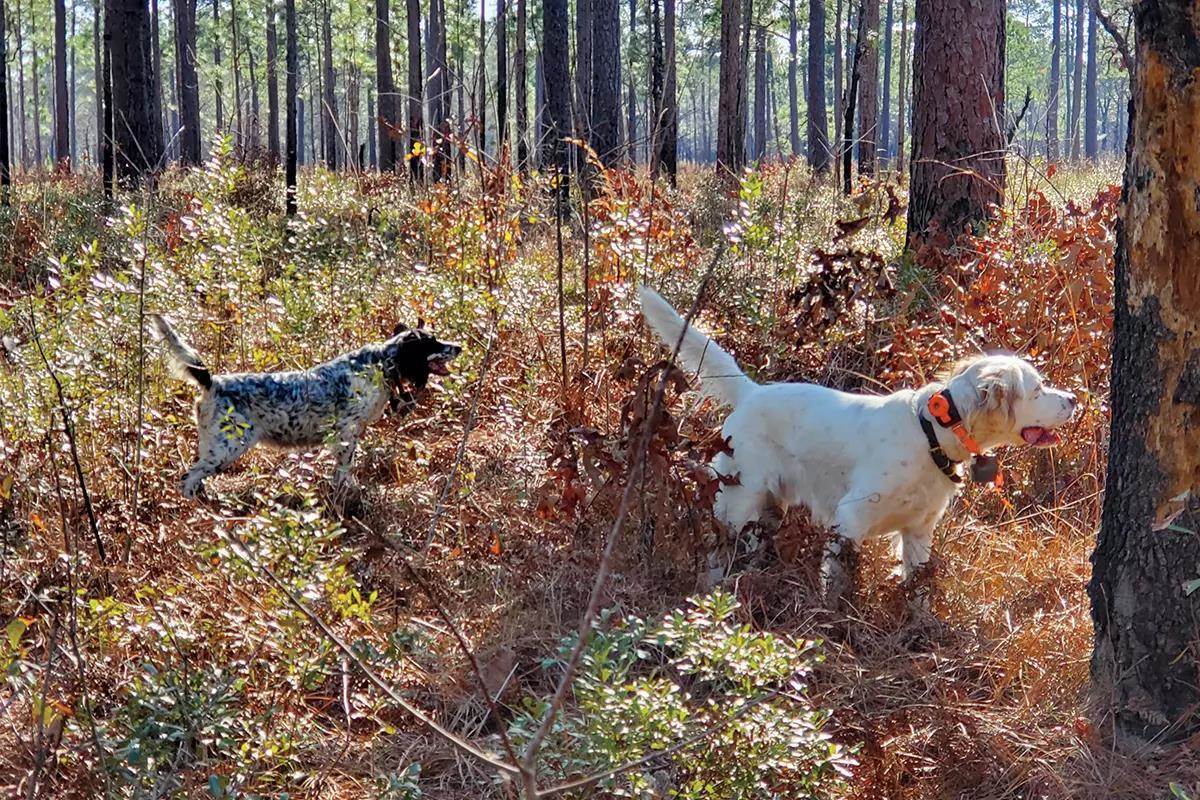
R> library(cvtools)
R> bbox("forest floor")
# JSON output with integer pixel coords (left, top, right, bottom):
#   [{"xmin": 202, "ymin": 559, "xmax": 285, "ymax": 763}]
[{"xmin": 2, "ymin": 154, "xmax": 1198, "ymax": 799}]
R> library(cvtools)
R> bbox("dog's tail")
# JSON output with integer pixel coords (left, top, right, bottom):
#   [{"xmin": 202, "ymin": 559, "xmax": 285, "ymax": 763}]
[
  {"xmin": 638, "ymin": 286, "xmax": 756, "ymax": 408},
  {"xmin": 150, "ymin": 314, "xmax": 212, "ymax": 390}
]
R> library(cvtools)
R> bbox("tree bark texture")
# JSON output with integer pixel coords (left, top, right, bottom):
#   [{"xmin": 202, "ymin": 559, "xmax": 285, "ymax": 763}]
[
  {"xmin": 904, "ymin": 0, "xmax": 1005, "ymax": 251},
  {"xmin": 857, "ymin": 0, "xmax": 879, "ymax": 174},
  {"xmin": 716, "ymin": 0, "xmax": 744, "ymax": 177},
  {"xmin": 1089, "ymin": 0, "xmax": 1200, "ymax": 744},
  {"xmin": 107, "ymin": 0, "xmax": 163, "ymax": 183},
  {"xmin": 1048, "ymin": 0, "xmax": 1061, "ymax": 161},
  {"xmin": 376, "ymin": 0, "xmax": 399, "ymax": 171},
  {"xmin": 174, "ymin": 0, "xmax": 201, "ymax": 164},
  {"xmin": 807, "ymin": 0, "xmax": 830, "ymax": 171}
]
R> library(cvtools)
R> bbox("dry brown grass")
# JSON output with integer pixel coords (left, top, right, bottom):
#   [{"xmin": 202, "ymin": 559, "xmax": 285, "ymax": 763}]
[{"xmin": 2, "ymin": 160, "xmax": 1198, "ymax": 799}]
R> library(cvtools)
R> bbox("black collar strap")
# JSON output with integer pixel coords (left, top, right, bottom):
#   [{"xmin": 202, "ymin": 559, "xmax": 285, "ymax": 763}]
[{"xmin": 920, "ymin": 411, "xmax": 962, "ymax": 484}]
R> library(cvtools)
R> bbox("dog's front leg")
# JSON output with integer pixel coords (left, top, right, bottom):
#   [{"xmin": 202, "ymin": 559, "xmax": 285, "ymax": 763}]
[
  {"xmin": 820, "ymin": 534, "xmax": 861, "ymax": 611},
  {"xmin": 328, "ymin": 428, "xmax": 361, "ymax": 490},
  {"xmin": 897, "ymin": 527, "xmax": 937, "ymax": 611}
]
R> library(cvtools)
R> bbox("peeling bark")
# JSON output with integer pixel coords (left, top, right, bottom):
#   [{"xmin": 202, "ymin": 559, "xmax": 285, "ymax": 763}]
[{"xmin": 1089, "ymin": 0, "xmax": 1200, "ymax": 743}]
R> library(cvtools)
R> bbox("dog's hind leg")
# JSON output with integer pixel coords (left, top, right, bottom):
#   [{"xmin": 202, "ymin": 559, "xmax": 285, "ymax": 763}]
[
  {"xmin": 327, "ymin": 425, "xmax": 363, "ymax": 490},
  {"xmin": 822, "ymin": 504, "xmax": 872, "ymax": 611},
  {"xmin": 182, "ymin": 423, "xmax": 259, "ymax": 498},
  {"xmin": 896, "ymin": 525, "xmax": 936, "ymax": 611}
]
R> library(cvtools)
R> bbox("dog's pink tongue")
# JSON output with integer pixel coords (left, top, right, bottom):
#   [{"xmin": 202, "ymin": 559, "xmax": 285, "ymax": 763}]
[{"xmin": 1021, "ymin": 426, "xmax": 1060, "ymax": 447}]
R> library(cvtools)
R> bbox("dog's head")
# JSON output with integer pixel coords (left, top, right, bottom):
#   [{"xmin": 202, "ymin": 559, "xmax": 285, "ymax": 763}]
[
  {"xmin": 386, "ymin": 322, "xmax": 463, "ymax": 389},
  {"xmin": 942, "ymin": 354, "xmax": 1078, "ymax": 450}
]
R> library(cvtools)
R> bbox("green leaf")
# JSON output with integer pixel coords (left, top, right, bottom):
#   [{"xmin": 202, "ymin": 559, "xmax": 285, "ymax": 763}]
[
  {"xmin": 1183, "ymin": 579, "xmax": 1200, "ymax": 597},
  {"xmin": 1170, "ymin": 783, "xmax": 1193, "ymax": 800},
  {"xmin": 6, "ymin": 618, "xmax": 27, "ymax": 649}
]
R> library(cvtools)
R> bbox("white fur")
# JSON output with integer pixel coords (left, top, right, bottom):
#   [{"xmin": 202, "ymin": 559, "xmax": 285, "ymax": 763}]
[{"xmin": 639, "ymin": 286, "xmax": 1078, "ymax": 605}]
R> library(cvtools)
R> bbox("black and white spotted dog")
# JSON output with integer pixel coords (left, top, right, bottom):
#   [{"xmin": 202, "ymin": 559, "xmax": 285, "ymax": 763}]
[{"xmin": 151, "ymin": 315, "xmax": 462, "ymax": 497}]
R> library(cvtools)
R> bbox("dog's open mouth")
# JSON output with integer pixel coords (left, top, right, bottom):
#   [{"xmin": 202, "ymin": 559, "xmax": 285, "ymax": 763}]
[
  {"xmin": 1021, "ymin": 426, "xmax": 1061, "ymax": 447},
  {"xmin": 428, "ymin": 354, "xmax": 456, "ymax": 376}
]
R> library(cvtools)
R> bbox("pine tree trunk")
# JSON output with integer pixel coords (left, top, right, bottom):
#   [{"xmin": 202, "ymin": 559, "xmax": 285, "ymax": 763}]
[
  {"xmin": 497, "ymin": 0, "xmax": 508, "ymax": 154},
  {"xmin": 376, "ymin": 0, "xmax": 399, "ymax": 171},
  {"xmin": 428, "ymin": 0, "xmax": 450, "ymax": 179},
  {"xmin": 716, "ymin": 0, "xmax": 744, "ymax": 178},
  {"xmin": 247, "ymin": 25, "xmax": 260, "ymax": 152},
  {"xmin": 174, "ymin": 0, "xmax": 201, "ymax": 164},
  {"xmin": 1089, "ymin": 0, "xmax": 1200, "ymax": 744},
  {"xmin": 1047, "ymin": 0, "xmax": 1060, "ymax": 162},
  {"xmin": 575, "ymin": 0, "xmax": 592, "ymax": 150},
  {"xmin": 151, "ymin": 0, "xmax": 163, "ymax": 155},
  {"xmin": 904, "ymin": 0, "xmax": 1005, "ymax": 251},
  {"xmin": 542, "ymin": 0, "xmax": 571, "ymax": 184},
  {"xmin": 213, "ymin": 0, "xmax": 224, "ymax": 132},
  {"xmin": 320, "ymin": 0, "xmax": 337, "ymax": 169},
  {"xmin": 856, "ymin": 0, "xmax": 878, "ymax": 174},
  {"xmin": 626, "ymin": 0, "xmax": 636, "ymax": 162},
  {"xmin": 107, "ymin": 0, "xmax": 162, "ymax": 183},
  {"xmin": 807, "ymin": 0, "xmax": 829, "ymax": 171},
  {"xmin": 1069, "ymin": 0, "xmax": 1082, "ymax": 160},
  {"xmin": 1083, "ymin": 2, "xmax": 1097, "ymax": 159},
  {"xmin": 230, "ymin": 0, "xmax": 243, "ymax": 149},
  {"xmin": 31, "ymin": 14, "xmax": 42, "ymax": 167},
  {"xmin": 895, "ymin": 0, "xmax": 907, "ymax": 175},
  {"xmin": 737, "ymin": 0, "xmax": 751, "ymax": 160},
  {"xmin": 650, "ymin": 0, "xmax": 662, "ymax": 167},
  {"xmin": 752, "ymin": 24, "xmax": 766, "ymax": 162},
  {"xmin": 589, "ymin": 0, "xmax": 620, "ymax": 166},
  {"xmin": 285, "ymin": 0, "xmax": 297, "ymax": 214},
  {"xmin": 880, "ymin": 0, "xmax": 893, "ymax": 162},
  {"xmin": 70, "ymin": 0, "xmax": 77, "ymax": 164},
  {"xmin": 787, "ymin": 0, "xmax": 800, "ymax": 156},
  {"xmin": 405, "ymin": 0, "xmax": 423, "ymax": 181},
  {"xmin": 515, "ymin": 0, "xmax": 529, "ymax": 168},
  {"xmin": 832, "ymin": 0, "xmax": 843, "ymax": 179},
  {"xmin": 477, "ymin": 0, "xmax": 487, "ymax": 156},
  {"xmin": 93, "ymin": 0, "xmax": 101, "ymax": 165},
  {"xmin": 54, "ymin": 0, "xmax": 70, "ymax": 167},
  {"xmin": 15, "ymin": 0, "xmax": 26, "ymax": 170},
  {"xmin": 0, "ymin": 0, "xmax": 9, "ymax": 200},
  {"xmin": 266, "ymin": 0, "xmax": 280, "ymax": 160},
  {"xmin": 657, "ymin": 0, "xmax": 676, "ymax": 180}
]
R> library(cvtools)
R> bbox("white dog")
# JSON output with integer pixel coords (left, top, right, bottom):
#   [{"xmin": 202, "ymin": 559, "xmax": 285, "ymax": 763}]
[{"xmin": 639, "ymin": 287, "xmax": 1078, "ymax": 607}]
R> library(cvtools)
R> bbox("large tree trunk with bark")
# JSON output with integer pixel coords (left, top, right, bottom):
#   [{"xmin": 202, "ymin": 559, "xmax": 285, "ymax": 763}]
[
  {"xmin": 212, "ymin": 0, "xmax": 224, "ymax": 132},
  {"xmin": 542, "ymin": 0, "xmax": 572, "ymax": 184},
  {"xmin": 266, "ymin": 0, "xmax": 280, "ymax": 160},
  {"xmin": 807, "ymin": 0, "xmax": 830, "ymax": 172},
  {"xmin": 497, "ymin": 0, "xmax": 508, "ymax": 154},
  {"xmin": 589, "ymin": 0, "xmax": 621, "ymax": 166},
  {"xmin": 575, "ymin": 0, "xmax": 592, "ymax": 152},
  {"xmin": 405, "ymin": 0, "xmax": 423, "ymax": 181},
  {"xmin": 1083, "ymin": 3, "xmax": 1097, "ymax": 159},
  {"xmin": 1048, "ymin": 0, "xmax": 1060, "ymax": 161},
  {"xmin": 856, "ymin": 0, "xmax": 879, "ymax": 174},
  {"xmin": 880, "ymin": 0, "xmax": 893, "ymax": 161},
  {"xmin": 320, "ymin": 0, "xmax": 338, "ymax": 169},
  {"xmin": 752, "ymin": 23, "xmax": 766, "ymax": 162},
  {"xmin": 832, "ymin": 0, "xmax": 844, "ymax": 180},
  {"xmin": 0, "ymin": 0, "xmax": 9, "ymax": 201},
  {"xmin": 895, "ymin": 0, "xmax": 907, "ymax": 175},
  {"xmin": 1069, "ymin": 0, "xmax": 1083, "ymax": 159},
  {"xmin": 54, "ymin": 0, "xmax": 69, "ymax": 167},
  {"xmin": 1089, "ymin": 0, "xmax": 1200, "ymax": 745},
  {"xmin": 904, "ymin": 0, "xmax": 1005, "ymax": 252},
  {"xmin": 515, "ymin": 0, "xmax": 529, "ymax": 168},
  {"xmin": 285, "ymin": 0, "xmax": 297, "ymax": 214},
  {"xmin": 716, "ymin": 0, "xmax": 744, "ymax": 178},
  {"xmin": 174, "ymin": 0, "xmax": 201, "ymax": 164},
  {"xmin": 655, "ymin": 0, "xmax": 676, "ymax": 180},
  {"xmin": 788, "ymin": 0, "xmax": 800, "ymax": 156},
  {"xmin": 626, "ymin": 0, "xmax": 637, "ymax": 161},
  {"xmin": 106, "ymin": 0, "xmax": 162, "ymax": 183},
  {"xmin": 428, "ymin": 0, "xmax": 450, "ymax": 179},
  {"xmin": 376, "ymin": 0, "xmax": 399, "ymax": 171}
]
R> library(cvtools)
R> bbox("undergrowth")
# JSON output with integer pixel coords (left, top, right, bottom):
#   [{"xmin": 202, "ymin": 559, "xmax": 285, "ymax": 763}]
[{"xmin": 3, "ymin": 152, "xmax": 1190, "ymax": 799}]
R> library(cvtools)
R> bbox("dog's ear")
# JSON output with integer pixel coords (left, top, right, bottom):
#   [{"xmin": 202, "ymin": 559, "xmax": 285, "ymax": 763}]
[
  {"xmin": 416, "ymin": 317, "xmax": 426, "ymax": 330},
  {"xmin": 393, "ymin": 322, "xmax": 409, "ymax": 336},
  {"xmin": 976, "ymin": 367, "xmax": 1019, "ymax": 421}
]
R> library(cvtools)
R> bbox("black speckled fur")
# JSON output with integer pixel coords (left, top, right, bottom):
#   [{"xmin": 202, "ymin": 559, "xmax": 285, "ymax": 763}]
[{"xmin": 152, "ymin": 316, "xmax": 461, "ymax": 497}]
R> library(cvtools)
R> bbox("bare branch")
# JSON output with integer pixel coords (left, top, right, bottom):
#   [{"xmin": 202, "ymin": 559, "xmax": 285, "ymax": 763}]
[
  {"xmin": 1091, "ymin": 0, "xmax": 1132, "ymax": 73},
  {"xmin": 519, "ymin": 244, "xmax": 726, "ymax": 774},
  {"xmin": 214, "ymin": 524, "xmax": 521, "ymax": 776}
]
